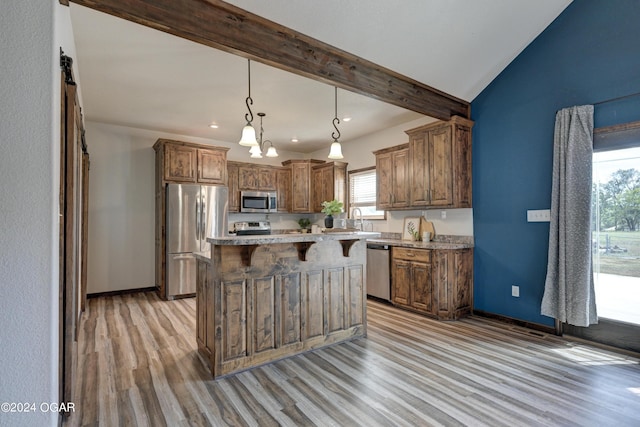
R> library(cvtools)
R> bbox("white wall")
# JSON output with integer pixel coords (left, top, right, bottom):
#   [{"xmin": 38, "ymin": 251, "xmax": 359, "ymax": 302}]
[{"xmin": 0, "ymin": 2, "xmax": 76, "ymax": 426}]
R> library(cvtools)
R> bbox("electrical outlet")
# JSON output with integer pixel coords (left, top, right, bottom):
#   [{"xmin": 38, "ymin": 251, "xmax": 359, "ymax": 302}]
[
  {"xmin": 511, "ymin": 285, "xmax": 520, "ymax": 297},
  {"xmin": 527, "ymin": 209, "xmax": 550, "ymax": 222},
  {"xmin": 440, "ymin": 210, "xmax": 447, "ymax": 219}
]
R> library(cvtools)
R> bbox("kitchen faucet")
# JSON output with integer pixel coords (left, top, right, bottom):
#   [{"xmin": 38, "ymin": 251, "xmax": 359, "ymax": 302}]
[{"xmin": 352, "ymin": 208, "xmax": 363, "ymax": 231}]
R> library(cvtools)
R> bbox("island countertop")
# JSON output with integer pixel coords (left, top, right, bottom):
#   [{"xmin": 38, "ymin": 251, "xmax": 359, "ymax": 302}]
[
  {"xmin": 207, "ymin": 231, "xmax": 380, "ymax": 246},
  {"xmin": 197, "ymin": 230, "xmax": 374, "ymax": 378}
]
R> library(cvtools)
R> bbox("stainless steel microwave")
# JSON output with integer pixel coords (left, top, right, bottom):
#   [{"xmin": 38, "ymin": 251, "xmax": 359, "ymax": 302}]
[{"xmin": 240, "ymin": 191, "xmax": 278, "ymax": 213}]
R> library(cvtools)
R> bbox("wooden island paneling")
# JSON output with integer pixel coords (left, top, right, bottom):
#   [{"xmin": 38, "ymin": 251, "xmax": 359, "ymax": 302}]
[{"xmin": 196, "ymin": 232, "xmax": 378, "ymax": 378}]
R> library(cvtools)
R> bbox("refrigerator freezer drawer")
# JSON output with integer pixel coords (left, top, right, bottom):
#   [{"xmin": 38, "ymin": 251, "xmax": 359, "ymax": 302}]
[{"xmin": 167, "ymin": 252, "xmax": 196, "ymax": 298}]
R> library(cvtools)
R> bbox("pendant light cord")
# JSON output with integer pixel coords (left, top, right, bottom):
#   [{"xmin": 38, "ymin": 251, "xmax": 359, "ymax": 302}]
[
  {"xmin": 332, "ymin": 86, "xmax": 341, "ymax": 142},
  {"xmin": 245, "ymin": 60, "xmax": 254, "ymax": 124}
]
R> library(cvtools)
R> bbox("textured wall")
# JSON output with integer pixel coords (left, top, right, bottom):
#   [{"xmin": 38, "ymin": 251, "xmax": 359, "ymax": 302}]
[
  {"xmin": 0, "ymin": 2, "xmax": 57, "ymax": 426},
  {"xmin": 471, "ymin": 0, "xmax": 640, "ymax": 325}
]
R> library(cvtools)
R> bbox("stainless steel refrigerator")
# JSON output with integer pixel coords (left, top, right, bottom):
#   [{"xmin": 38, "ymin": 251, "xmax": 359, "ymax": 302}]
[{"xmin": 166, "ymin": 183, "xmax": 228, "ymax": 299}]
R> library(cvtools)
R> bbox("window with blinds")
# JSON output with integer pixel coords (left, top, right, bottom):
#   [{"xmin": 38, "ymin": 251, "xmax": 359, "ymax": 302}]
[{"xmin": 349, "ymin": 168, "xmax": 385, "ymax": 219}]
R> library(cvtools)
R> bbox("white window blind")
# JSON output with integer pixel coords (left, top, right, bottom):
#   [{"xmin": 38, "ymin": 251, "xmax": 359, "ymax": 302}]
[{"xmin": 349, "ymin": 169, "xmax": 385, "ymax": 219}]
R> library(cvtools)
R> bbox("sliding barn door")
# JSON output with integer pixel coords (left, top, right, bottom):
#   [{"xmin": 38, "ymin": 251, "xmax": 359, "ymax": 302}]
[{"xmin": 59, "ymin": 50, "xmax": 89, "ymax": 415}]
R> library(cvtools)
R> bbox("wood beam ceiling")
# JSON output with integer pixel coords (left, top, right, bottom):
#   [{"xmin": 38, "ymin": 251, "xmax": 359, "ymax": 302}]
[{"xmin": 68, "ymin": 0, "xmax": 470, "ymax": 120}]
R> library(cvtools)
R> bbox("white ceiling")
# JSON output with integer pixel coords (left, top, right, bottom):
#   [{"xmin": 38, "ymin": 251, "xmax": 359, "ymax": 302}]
[{"xmin": 69, "ymin": 0, "xmax": 571, "ymax": 154}]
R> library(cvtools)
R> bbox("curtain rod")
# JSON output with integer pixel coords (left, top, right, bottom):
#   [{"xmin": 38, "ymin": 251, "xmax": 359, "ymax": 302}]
[{"xmin": 594, "ymin": 90, "xmax": 640, "ymax": 106}]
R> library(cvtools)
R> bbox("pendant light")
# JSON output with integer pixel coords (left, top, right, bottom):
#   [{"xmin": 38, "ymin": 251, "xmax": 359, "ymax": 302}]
[
  {"xmin": 238, "ymin": 60, "xmax": 258, "ymax": 147},
  {"xmin": 250, "ymin": 112, "xmax": 279, "ymax": 159},
  {"xmin": 328, "ymin": 86, "xmax": 344, "ymax": 159}
]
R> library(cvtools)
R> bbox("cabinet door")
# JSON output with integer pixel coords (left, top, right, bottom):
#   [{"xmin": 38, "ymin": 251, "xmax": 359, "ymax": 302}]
[
  {"xmin": 392, "ymin": 149, "xmax": 410, "ymax": 208},
  {"xmin": 312, "ymin": 167, "xmax": 323, "ymax": 213},
  {"xmin": 276, "ymin": 168, "xmax": 291, "ymax": 212},
  {"xmin": 196, "ymin": 260, "xmax": 208, "ymax": 349},
  {"xmin": 165, "ymin": 145, "xmax": 196, "ymax": 182},
  {"xmin": 258, "ymin": 168, "xmax": 277, "ymax": 191},
  {"xmin": 409, "ymin": 133, "xmax": 429, "ymax": 206},
  {"xmin": 239, "ymin": 166, "xmax": 276, "ymax": 191},
  {"xmin": 428, "ymin": 126, "xmax": 453, "ymax": 206},
  {"xmin": 376, "ymin": 152, "xmax": 393, "ymax": 210},
  {"xmin": 391, "ymin": 259, "xmax": 411, "ymax": 306},
  {"xmin": 238, "ymin": 166, "xmax": 259, "ymax": 190},
  {"xmin": 291, "ymin": 163, "xmax": 311, "ymax": 212},
  {"xmin": 198, "ymin": 149, "xmax": 226, "ymax": 184},
  {"xmin": 227, "ymin": 162, "xmax": 240, "ymax": 212},
  {"xmin": 410, "ymin": 261, "xmax": 433, "ymax": 313},
  {"xmin": 453, "ymin": 124, "xmax": 473, "ymax": 207}
]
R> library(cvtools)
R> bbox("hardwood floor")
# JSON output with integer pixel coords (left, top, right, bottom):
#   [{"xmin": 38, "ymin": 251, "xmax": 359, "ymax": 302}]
[{"xmin": 66, "ymin": 292, "xmax": 640, "ymax": 426}]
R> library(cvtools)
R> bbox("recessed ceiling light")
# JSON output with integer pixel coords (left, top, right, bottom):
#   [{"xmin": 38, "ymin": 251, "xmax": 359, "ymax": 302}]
[
  {"xmin": 291, "ymin": 138, "xmax": 299, "ymax": 143},
  {"xmin": 342, "ymin": 117, "xmax": 352, "ymax": 122},
  {"xmin": 209, "ymin": 123, "xmax": 219, "ymax": 129}
]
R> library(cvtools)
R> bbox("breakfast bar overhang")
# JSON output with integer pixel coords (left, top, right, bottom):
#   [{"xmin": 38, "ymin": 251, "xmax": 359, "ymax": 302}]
[{"xmin": 195, "ymin": 232, "xmax": 379, "ymax": 378}]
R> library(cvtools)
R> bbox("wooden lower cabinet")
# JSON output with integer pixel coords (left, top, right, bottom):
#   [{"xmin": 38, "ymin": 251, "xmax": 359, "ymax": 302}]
[
  {"xmin": 196, "ymin": 258, "xmax": 215, "ymax": 361},
  {"xmin": 391, "ymin": 247, "xmax": 472, "ymax": 320}
]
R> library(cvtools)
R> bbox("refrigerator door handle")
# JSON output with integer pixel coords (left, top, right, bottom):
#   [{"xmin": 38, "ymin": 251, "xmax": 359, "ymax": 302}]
[
  {"xmin": 200, "ymin": 195, "xmax": 207, "ymax": 240},
  {"xmin": 195, "ymin": 196, "xmax": 201, "ymax": 240}
]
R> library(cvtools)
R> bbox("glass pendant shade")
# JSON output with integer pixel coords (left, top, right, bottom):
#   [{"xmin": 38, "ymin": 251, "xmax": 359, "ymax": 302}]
[
  {"xmin": 328, "ymin": 141, "xmax": 344, "ymax": 159},
  {"xmin": 249, "ymin": 145, "xmax": 262, "ymax": 156},
  {"xmin": 239, "ymin": 124, "xmax": 258, "ymax": 146},
  {"xmin": 265, "ymin": 145, "xmax": 278, "ymax": 157}
]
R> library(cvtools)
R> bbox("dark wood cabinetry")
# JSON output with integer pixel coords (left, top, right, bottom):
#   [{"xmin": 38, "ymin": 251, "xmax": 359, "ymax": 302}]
[
  {"xmin": 276, "ymin": 167, "xmax": 291, "ymax": 212},
  {"xmin": 374, "ymin": 144, "xmax": 410, "ymax": 210},
  {"xmin": 238, "ymin": 164, "xmax": 277, "ymax": 191},
  {"xmin": 158, "ymin": 139, "xmax": 228, "ymax": 185},
  {"xmin": 405, "ymin": 116, "xmax": 473, "ymax": 209},
  {"xmin": 312, "ymin": 161, "xmax": 347, "ymax": 213},
  {"xmin": 153, "ymin": 139, "xmax": 229, "ymax": 299},
  {"xmin": 391, "ymin": 248, "xmax": 433, "ymax": 314},
  {"xmin": 227, "ymin": 161, "xmax": 287, "ymax": 212},
  {"xmin": 391, "ymin": 246, "xmax": 472, "ymax": 320},
  {"xmin": 282, "ymin": 159, "xmax": 324, "ymax": 213},
  {"xmin": 227, "ymin": 161, "xmax": 240, "ymax": 212},
  {"xmin": 198, "ymin": 148, "xmax": 227, "ymax": 184}
]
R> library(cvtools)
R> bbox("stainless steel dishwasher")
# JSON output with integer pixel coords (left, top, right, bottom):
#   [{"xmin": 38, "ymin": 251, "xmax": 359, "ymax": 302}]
[{"xmin": 366, "ymin": 243, "xmax": 390, "ymax": 301}]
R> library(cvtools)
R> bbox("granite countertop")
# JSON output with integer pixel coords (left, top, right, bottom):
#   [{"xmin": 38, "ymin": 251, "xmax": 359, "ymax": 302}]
[
  {"xmin": 366, "ymin": 238, "xmax": 473, "ymax": 250},
  {"xmin": 207, "ymin": 231, "xmax": 381, "ymax": 246}
]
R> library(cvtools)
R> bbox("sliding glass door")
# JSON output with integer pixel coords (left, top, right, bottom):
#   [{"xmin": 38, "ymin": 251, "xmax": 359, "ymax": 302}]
[
  {"xmin": 563, "ymin": 122, "xmax": 640, "ymax": 353},
  {"xmin": 592, "ymin": 147, "xmax": 640, "ymax": 326}
]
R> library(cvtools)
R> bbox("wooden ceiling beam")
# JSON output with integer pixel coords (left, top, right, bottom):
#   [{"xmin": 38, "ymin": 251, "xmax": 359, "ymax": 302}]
[{"xmin": 68, "ymin": 0, "xmax": 470, "ymax": 120}]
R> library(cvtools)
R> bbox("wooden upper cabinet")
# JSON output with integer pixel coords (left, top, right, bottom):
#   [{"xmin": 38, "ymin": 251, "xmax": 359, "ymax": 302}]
[
  {"xmin": 227, "ymin": 161, "xmax": 240, "ymax": 212},
  {"xmin": 164, "ymin": 144, "xmax": 197, "ymax": 183},
  {"xmin": 154, "ymin": 139, "xmax": 229, "ymax": 185},
  {"xmin": 198, "ymin": 148, "xmax": 227, "ymax": 185},
  {"xmin": 406, "ymin": 116, "xmax": 473, "ymax": 209},
  {"xmin": 276, "ymin": 167, "xmax": 291, "ymax": 212},
  {"xmin": 238, "ymin": 165, "xmax": 277, "ymax": 191},
  {"xmin": 282, "ymin": 159, "xmax": 324, "ymax": 213},
  {"xmin": 311, "ymin": 161, "xmax": 347, "ymax": 213},
  {"xmin": 374, "ymin": 144, "xmax": 409, "ymax": 210}
]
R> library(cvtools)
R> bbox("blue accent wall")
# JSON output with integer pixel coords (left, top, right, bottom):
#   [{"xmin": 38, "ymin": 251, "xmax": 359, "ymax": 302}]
[{"xmin": 471, "ymin": 0, "xmax": 640, "ymax": 326}]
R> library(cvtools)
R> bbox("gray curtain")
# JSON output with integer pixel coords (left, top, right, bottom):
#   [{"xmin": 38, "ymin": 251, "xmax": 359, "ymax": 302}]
[{"xmin": 541, "ymin": 105, "xmax": 598, "ymax": 327}]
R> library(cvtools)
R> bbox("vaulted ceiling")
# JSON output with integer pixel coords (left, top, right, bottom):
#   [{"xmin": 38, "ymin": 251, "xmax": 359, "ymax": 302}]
[{"xmin": 69, "ymin": 1, "xmax": 572, "ymax": 153}]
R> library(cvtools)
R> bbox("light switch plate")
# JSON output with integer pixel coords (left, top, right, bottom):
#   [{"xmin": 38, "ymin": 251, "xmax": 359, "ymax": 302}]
[{"xmin": 527, "ymin": 209, "xmax": 550, "ymax": 222}]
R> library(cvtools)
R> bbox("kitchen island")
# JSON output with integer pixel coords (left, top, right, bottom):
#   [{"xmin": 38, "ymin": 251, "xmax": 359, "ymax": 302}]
[{"xmin": 196, "ymin": 231, "xmax": 379, "ymax": 378}]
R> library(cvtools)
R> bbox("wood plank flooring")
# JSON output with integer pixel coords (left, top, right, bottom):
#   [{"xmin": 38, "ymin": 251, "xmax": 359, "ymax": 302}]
[{"xmin": 66, "ymin": 292, "xmax": 640, "ymax": 426}]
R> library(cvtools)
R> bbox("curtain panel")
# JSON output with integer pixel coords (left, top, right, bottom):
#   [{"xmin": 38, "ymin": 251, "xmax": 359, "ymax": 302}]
[{"xmin": 541, "ymin": 105, "xmax": 598, "ymax": 327}]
